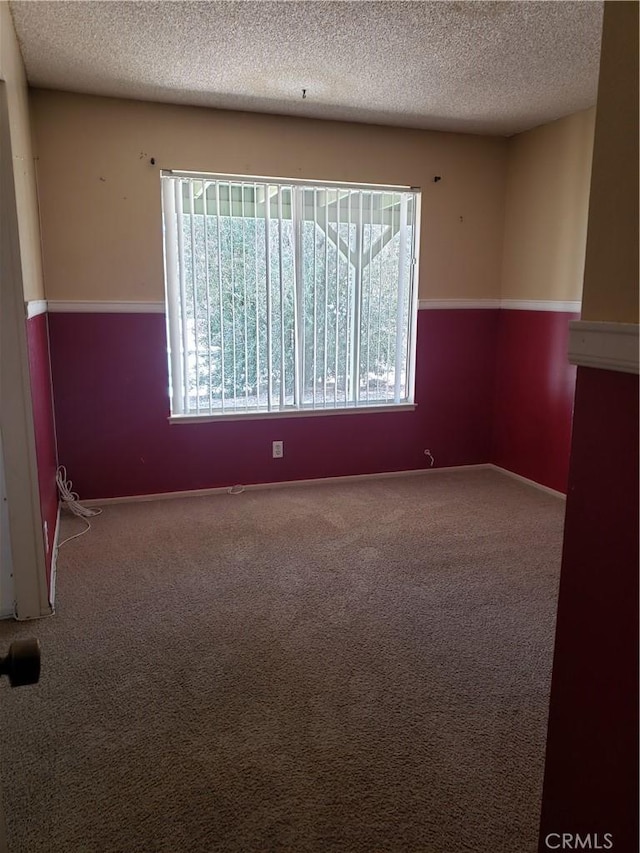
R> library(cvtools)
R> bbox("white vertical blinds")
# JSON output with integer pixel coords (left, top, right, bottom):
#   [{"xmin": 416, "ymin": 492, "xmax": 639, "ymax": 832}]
[{"xmin": 161, "ymin": 174, "xmax": 420, "ymax": 416}]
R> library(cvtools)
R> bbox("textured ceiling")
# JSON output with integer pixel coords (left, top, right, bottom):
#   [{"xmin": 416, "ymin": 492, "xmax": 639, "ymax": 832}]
[{"xmin": 9, "ymin": 0, "xmax": 603, "ymax": 136}]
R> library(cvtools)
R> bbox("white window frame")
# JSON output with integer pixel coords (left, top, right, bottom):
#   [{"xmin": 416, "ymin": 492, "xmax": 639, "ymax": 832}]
[{"xmin": 161, "ymin": 171, "xmax": 421, "ymax": 422}]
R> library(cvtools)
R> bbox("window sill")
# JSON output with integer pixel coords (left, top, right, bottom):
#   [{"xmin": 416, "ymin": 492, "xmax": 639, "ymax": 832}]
[{"xmin": 169, "ymin": 403, "xmax": 417, "ymax": 424}]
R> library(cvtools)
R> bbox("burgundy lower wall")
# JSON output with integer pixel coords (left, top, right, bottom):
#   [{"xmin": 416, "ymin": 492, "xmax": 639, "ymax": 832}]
[
  {"xmin": 48, "ymin": 309, "xmax": 499, "ymax": 500},
  {"xmin": 492, "ymin": 310, "xmax": 579, "ymax": 493},
  {"xmin": 538, "ymin": 367, "xmax": 639, "ymax": 851},
  {"xmin": 26, "ymin": 313, "xmax": 58, "ymax": 590}
]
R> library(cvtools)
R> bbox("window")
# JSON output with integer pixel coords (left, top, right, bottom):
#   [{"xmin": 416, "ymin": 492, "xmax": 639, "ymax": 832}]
[{"xmin": 161, "ymin": 172, "xmax": 420, "ymax": 418}]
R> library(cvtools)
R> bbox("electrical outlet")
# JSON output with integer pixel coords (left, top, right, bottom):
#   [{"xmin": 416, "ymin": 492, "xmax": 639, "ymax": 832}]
[{"xmin": 272, "ymin": 440, "xmax": 284, "ymax": 459}]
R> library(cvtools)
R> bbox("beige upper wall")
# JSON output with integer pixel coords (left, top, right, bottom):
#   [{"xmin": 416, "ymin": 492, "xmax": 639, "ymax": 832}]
[
  {"xmin": 0, "ymin": 2, "xmax": 44, "ymax": 301},
  {"xmin": 500, "ymin": 108, "xmax": 596, "ymax": 303},
  {"xmin": 581, "ymin": 0, "xmax": 638, "ymax": 324},
  {"xmin": 31, "ymin": 90, "xmax": 508, "ymax": 303}
]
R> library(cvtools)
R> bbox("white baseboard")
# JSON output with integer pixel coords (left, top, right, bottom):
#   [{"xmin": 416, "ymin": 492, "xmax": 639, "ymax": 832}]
[
  {"xmin": 82, "ymin": 464, "xmax": 495, "ymax": 506},
  {"xmin": 49, "ymin": 505, "xmax": 61, "ymax": 611},
  {"xmin": 488, "ymin": 465, "xmax": 566, "ymax": 499},
  {"xmin": 79, "ymin": 463, "xmax": 567, "ymax": 508},
  {"xmin": 0, "ymin": 507, "xmax": 60, "ymax": 622}
]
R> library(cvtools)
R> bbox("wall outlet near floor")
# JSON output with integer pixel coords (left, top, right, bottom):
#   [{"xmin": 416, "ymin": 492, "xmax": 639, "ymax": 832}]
[{"xmin": 272, "ymin": 440, "xmax": 284, "ymax": 459}]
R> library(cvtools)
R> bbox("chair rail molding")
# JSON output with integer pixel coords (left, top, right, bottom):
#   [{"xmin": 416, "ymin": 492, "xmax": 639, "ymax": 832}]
[{"xmin": 568, "ymin": 320, "xmax": 639, "ymax": 375}]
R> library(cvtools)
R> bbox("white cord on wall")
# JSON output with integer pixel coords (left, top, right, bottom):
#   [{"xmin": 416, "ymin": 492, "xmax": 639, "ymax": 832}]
[{"xmin": 56, "ymin": 466, "xmax": 102, "ymax": 548}]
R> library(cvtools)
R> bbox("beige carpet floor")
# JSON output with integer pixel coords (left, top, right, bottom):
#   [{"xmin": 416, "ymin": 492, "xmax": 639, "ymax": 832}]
[{"xmin": 0, "ymin": 468, "xmax": 563, "ymax": 853}]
